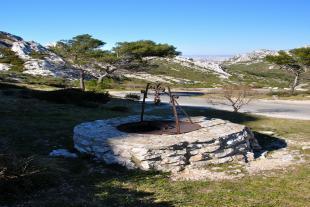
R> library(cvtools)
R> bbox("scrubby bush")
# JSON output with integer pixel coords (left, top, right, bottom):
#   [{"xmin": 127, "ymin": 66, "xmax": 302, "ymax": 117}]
[
  {"xmin": 29, "ymin": 51, "xmax": 48, "ymax": 59},
  {"xmin": 0, "ymin": 154, "xmax": 40, "ymax": 198},
  {"xmin": 0, "ymin": 48, "xmax": 24, "ymax": 72},
  {"xmin": 267, "ymin": 90, "xmax": 310, "ymax": 97},
  {"xmin": 24, "ymin": 88, "xmax": 111, "ymax": 107},
  {"xmin": 125, "ymin": 93, "xmax": 141, "ymax": 101},
  {"xmin": 30, "ymin": 76, "xmax": 71, "ymax": 88},
  {"xmin": 84, "ymin": 79, "xmax": 114, "ymax": 92}
]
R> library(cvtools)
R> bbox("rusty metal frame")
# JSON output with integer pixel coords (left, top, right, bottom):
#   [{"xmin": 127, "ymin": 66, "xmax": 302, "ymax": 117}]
[{"xmin": 140, "ymin": 83, "xmax": 192, "ymax": 134}]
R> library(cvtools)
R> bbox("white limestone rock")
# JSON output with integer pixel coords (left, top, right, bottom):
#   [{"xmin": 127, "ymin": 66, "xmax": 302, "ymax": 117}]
[
  {"xmin": 0, "ymin": 63, "xmax": 11, "ymax": 71},
  {"xmin": 173, "ymin": 56, "xmax": 231, "ymax": 78},
  {"xmin": 49, "ymin": 149, "xmax": 78, "ymax": 158},
  {"xmin": 0, "ymin": 31, "xmax": 81, "ymax": 78},
  {"xmin": 227, "ymin": 49, "xmax": 278, "ymax": 64}
]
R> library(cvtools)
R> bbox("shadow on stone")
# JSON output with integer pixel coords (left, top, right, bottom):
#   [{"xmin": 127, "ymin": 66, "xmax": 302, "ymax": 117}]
[{"xmin": 253, "ymin": 131, "xmax": 287, "ymax": 158}]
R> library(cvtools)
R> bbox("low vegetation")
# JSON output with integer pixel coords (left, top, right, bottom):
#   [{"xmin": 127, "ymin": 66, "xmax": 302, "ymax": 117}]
[
  {"xmin": 266, "ymin": 90, "xmax": 310, "ymax": 100},
  {"xmin": 125, "ymin": 93, "xmax": 141, "ymax": 101},
  {"xmin": 224, "ymin": 62, "xmax": 293, "ymax": 88},
  {"xmin": 29, "ymin": 51, "xmax": 48, "ymax": 59},
  {"xmin": 1, "ymin": 82, "xmax": 110, "ymax": 107},
  {"xmin": 148, "ymin": 58, "xmax": 222, "ymax": 87},
  {"xmin": 0, "ymin": 47, "xmax": 24, "ymax": 72}
]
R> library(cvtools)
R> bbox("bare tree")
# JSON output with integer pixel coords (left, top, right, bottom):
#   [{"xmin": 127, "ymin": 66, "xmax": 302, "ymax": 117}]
[{"xmin": 207, "ymin": 84, "xmax": 256, "ymax": 112}]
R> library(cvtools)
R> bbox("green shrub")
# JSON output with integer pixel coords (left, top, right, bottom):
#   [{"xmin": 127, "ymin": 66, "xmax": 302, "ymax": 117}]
[
  {"xmin": 125, "ymin": 93, "xmax": 141, "ymax": 101},
  {"xmin": 29, "ymin": 51, "xmax": 48, "ymax": 59},
  {"xmin": 267, "ymin": 90, "xmax": 310, "ymax": 97},
  {"xmin": 27, "ymin": 76, "xmax": 71, "ymax": 88},
  {"xmin": 84, "ymin": 79, "xmax": 114, "ymax": 92},
  {"xmin": 0, "ymin": 48, "xmax": 24, "ymax": 72},
  {"xmin": 20, "ymin": 88, "xmax": 111, "ymax": 107},
  {"xmin": 9, "ymin": 64, "xmax": 24, "ymax": 72}
]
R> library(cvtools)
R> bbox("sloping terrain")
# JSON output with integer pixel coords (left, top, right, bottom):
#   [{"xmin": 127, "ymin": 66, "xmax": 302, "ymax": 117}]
[
  {"xmin": 0, "ymin": 31, "xmax": 78, "ymax": 78},
  {"xmin": 1, "ymin": 31, "xmax": 308, "ymax": 90}
]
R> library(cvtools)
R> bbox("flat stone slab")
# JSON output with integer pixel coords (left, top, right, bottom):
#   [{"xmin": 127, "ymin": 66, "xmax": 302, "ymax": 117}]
[{"xmin": 73, "ymin": 116, "xmax": 260, "ymax": 172}]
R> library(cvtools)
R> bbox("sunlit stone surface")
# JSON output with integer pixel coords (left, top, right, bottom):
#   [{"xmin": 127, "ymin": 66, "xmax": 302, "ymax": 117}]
[{"xmin": 73, "ymin": 116, "xmax": 260, "ymax": 172}]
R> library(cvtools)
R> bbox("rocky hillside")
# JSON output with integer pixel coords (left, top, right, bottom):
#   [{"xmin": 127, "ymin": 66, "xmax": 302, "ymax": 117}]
[
  {"xmin": 226, "ymin": 49, "xmax": 278, "ymax": 64},
  {"xmin": 0, "ymin": 31, "xmax": 231, "ymax": 84},
  {"xmin": 1, "ymin": 31, "xmax": 307, "ymax": 89},
  {"xmin": 0, "ymin": 31, "xmax": 79, "ymax": 78}
]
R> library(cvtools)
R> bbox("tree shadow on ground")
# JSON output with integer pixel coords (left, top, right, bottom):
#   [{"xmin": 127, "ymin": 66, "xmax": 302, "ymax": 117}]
[
  {"xmin": 91, "ymin": 170, "xmax": 174, "ymax": 207},
  {"xmin": 0, "ymin": 83, "xmax": 173, "ymax": 206},
  {"xmin": 0, "ymin": 82, "xmax": 110, "ymax": 107},
  {"xmin": 151, "ymin": 104, "xmax": 259, "ymax": 124},
  {"xmin": 1, "ymin": 158, "xmax": 174, "ymax": 207}
]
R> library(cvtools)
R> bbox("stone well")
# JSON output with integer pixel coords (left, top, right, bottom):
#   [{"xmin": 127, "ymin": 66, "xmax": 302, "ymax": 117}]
[{"xmin": 73, "ymin": 116, "xmax": 261, "ymax": 172}]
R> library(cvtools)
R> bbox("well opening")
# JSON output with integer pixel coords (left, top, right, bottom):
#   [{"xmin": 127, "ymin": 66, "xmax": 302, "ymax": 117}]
[{"xmin": 117, "ymin": 120, "xmax": 201, "ymax": 135}]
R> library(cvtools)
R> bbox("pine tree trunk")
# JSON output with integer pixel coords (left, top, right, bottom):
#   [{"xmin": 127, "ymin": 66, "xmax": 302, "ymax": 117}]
[
  {"xmin": 79, "ymin": 70, "xmax": 85, "ymax": 91},
  {"xmin": 97, "ymin": 73, "xmax": 107, "ymax": 84},
  {"xmin": 291, "ymin": 74, "xmax": 299, "ymax": 95}
]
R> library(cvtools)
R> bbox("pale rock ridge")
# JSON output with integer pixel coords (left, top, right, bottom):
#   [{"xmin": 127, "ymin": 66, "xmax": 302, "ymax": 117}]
[
  {"xmin": 0, "ymin": 63, "xmax": 11, "ymax": 71},
  {"xmin": 0, "ymin": 31, "xmax": 79, "ymax": 78},
  {"xmin": 227, "ymin": 49, "xmax": 278, "ymax": 64},
  {"xmin": 174, "ymin": 56, "xmax": 231, "ymax": 78}
]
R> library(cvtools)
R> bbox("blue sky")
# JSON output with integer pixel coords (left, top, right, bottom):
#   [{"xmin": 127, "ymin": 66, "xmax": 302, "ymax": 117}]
[{"xmin": 1, "ymin": 0, "xmax": 309, "ymax": 55}]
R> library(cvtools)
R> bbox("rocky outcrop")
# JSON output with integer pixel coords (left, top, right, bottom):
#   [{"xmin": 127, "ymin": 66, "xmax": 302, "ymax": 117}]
[
  {"xmin": 173, "ymin": 56, "xmax": 231, "ymax": 78},
  {"xmin": 0, "ymin": 63, "xmax": 11, "ymax": 71},
  {"xmin": 0, "ymin": 31, "xmax": 79, "ymax": 78},
  {"xmin": 73, "ymin": 116, "xmax": 260, "ymax": 173},
  {"xmin": 123, "ymin": 71, "xmax": 199, "ymax": 84},
  {"xmin": 227, "ymin": 49, "xmax": 278, "ymax": 64}
]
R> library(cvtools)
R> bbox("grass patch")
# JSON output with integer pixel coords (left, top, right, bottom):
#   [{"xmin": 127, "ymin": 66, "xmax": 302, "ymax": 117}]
[
  {"xmin": 0, "ymin": 82, "xmax": 309, "ymax": 206},
  {"xmin": 0, "ymin": 83, "xmax": 111, "ymax": 107},
  {"xmin": 263, "ymin": 90, "xmax": 310, "ymax": 100},
  {"xmin": 0, "ymin": 71, "xmax": 72, "ymax": 88},
  {"xmin": 225, "ymin": 62, "xmax": 292, "ymax": 88}
]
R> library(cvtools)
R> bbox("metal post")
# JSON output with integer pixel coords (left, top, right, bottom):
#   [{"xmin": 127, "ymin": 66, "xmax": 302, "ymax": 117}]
[
  {"xmin": 174, "ymin": 99, "xmax": 193, "ymax": 124},
  {"xmin": 140, "ymin": 83, "xmax": 150, "ymax": 122},
  {"xmin": 168, "ymin": 87, "xmax": 180, "ymax": 134}
]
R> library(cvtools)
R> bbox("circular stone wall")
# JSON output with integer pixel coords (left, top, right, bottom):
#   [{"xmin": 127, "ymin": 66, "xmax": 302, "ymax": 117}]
[{"xmin": 73, "ymin": 116, "xmax": 261, "ymax": 172}]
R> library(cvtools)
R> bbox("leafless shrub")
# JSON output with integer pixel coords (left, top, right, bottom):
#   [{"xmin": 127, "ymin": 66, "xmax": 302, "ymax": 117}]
[
  {"xmin": 207, "ymin": 84, "xmax": 256, "ymax": 112},
  {"xmin": 0, "ymin": 153, "xmax": 41, "ymax": 193}
]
